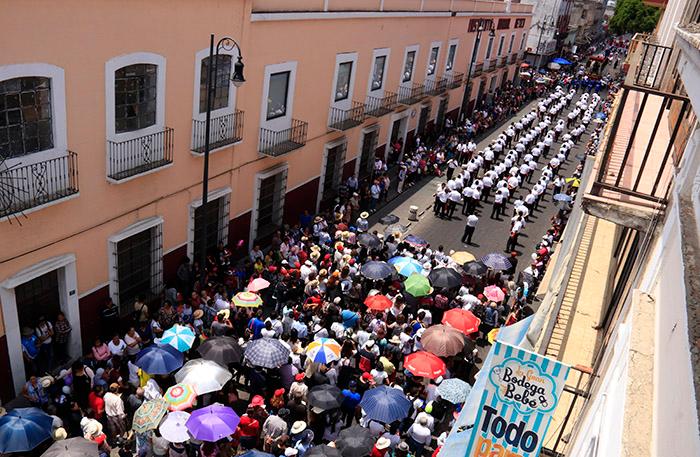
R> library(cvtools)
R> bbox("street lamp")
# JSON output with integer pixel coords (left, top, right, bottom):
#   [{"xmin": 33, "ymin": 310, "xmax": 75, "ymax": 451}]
[
  {"xmin": 460, "ymin": 20, "xmax": 496, "ymax": 122},
  {"xmin": 199, "ymin": 34, "xmax": 245, "ymax": 268}
]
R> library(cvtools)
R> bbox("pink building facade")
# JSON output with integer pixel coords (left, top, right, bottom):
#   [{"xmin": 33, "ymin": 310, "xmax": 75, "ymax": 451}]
[{"xmin": 0, "ymin": 0, "xmax": 531, "ymax": 399}]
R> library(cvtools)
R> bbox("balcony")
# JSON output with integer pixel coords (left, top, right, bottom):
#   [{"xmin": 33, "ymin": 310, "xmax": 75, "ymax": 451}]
[
  {"xmin": 447, "ymin": 72, "xmax": 463, "ymax": 89},
  {"xmin": 365, "ymin": 91, "xmax": 398, "ymax": 117},
  {"xmin": 0, "ymin": 151, "xmax": 79, "ymax": 218},
  {"xmin": 483, "ymin": 60, "xmax": 496, "ymax": 72},
  {"xmin": 624, "ymin": 34, "xmax": 673, "ymax": 91},
  {"xmin": 425, "ymin": 77, "xmax": 447, "ymax": 95},
  {"xmin": 258, "ymin": 119, "xmax": 308, "ymax": 157},
  {"xmin": 191, "ymin": 110, "xmax": 244, "ymax": 154},
  {"xmin": 107, "ymin": 128, "xmax": 174, "ymax": 181},
  {"xmin": 496, "ymin": 56, "xmax": 507, "ymax": 68},
  {"xmin": 510, "ymin": 54, "xmax": 518, "ymax": 64},
  {"xmin": 471, "ymin": 62, "xmax": 484, "ymax": 77},
  {"xmin": 397, "ymin": 82, "xmax": 426, "ymax": 105},
  {"xmin": 328, "ymin": 101, "xmax": 366, "ymax": 131}
]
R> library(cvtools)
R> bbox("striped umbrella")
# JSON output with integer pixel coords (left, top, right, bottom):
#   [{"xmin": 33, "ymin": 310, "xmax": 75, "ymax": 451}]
[
  {"xmin": 388, "ymin": 256, "xmax": 424, "ymax": 276},
  {"xmin": 164, "ymin": 383, "xmax": 197, "ymax": 411},
  {"xmin": 232, "ymin": 291, "xmax": 263, "ymax": 308},
  {"xmin": 161, "ymin": 324, "xmax": 196, "ymax": 352},
  {"xmin": 306, "ymin": 338, "xmax": 341, "ymax": 364}
]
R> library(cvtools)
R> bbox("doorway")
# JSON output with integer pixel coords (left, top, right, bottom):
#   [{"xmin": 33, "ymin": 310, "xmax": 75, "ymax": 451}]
[{"xmin": 387, "ymin": 112, "xmax": 409, "ymax": 164}]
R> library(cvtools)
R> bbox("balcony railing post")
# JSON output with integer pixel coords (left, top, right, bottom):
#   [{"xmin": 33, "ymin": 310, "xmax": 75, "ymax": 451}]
[{"xmin": 259, "ymin": 119, "xmax": 308, "ymax": 156}]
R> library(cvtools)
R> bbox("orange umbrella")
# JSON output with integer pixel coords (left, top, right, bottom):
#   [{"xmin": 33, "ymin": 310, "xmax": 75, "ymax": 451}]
[
  {"xmin": 363, "ymin": 294, "xmax": 393, "ymax": 312},
  {"xmin": 404, "ymin": 351, "xmax": 446, "ymax": 379},
  {"xmin": 442, "ymin": 309, "xmax": 481, "ymax": 335}
]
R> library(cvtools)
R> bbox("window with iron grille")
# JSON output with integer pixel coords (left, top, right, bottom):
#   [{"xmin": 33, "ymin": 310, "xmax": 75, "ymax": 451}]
[
  {"xmin": 402, "ymin": 51, "xmax": 416, "ymax": 83},
  {"xmin": 0, "ymin": 76, "xmax": 53, "ymax": 159},
  {"xmin": 15, "ymin": 270, "xmax": 60, "ymax": 330},
  {"xmin": 321, "ymin": 141, "xmax": 347, "ymax": 207},
  {"xmin": 417, "ymin": 105, "xmax": 431, "ymax": 137},
  {"xmin": 445, "ymin": 45, "xmax": 457, "ymax": 72},
  {"xmin": 199, "ymin": 55, "xmax": 232, "ymax": 113},
  {"xmin": 193, "ymin": 194, "xmax": 230, "ymax": 261},
  {"xmin": 255, "ymin": 168, "xmax": 287, "ymax": 241},
  {"xmin": 114, "ymin": 64, "xmax": 157, "ymax": 133},
  {"xmin": 359, "ymin": 129, "xmax": 378, "ymax": 181},
  {"xmin": 114, "ymin": 224, "xmax": 163, "ymax": 315}
]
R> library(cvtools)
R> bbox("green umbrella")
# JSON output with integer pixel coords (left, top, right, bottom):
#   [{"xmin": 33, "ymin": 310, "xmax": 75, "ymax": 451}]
[{"xmin": 404, "ymin": 273, "xmax": 432, "ymax": 297}]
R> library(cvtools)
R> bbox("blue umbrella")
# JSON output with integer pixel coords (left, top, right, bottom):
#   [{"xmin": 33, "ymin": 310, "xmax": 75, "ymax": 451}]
[
  {"xmin": 161, "ymin": 324, "xmax": 196, "ymax": 352},
  {"xmin": 553, "ymin": 193, "xmax": 573, "ymax": 202},
  {"xmin": 480, "ymin": 252, "xmax": 512, "ymax": 271},
  {"xmin": 0, "ymin": 407, "xmax": 53, "ymax": 453},
  {"xmin": 404, "ymin": 234, "xmax": 428, "ymax": 248},
  {"xmin": 360, "ymin": 260, "xmax": 395, "ymax": 280},
  {"xmin": 388, "ymin": 256, "xmax": 424, "ymax": 277},
  {"xmin": 359, "ymin": 386, "xmax": 411, "ymax": 424},
  {"xmin": 135, "ymin": 344, "xmax": 184, "ymax": 375},
  {"xmin": 239, "ymin": 451, "xmax": 275, "ymax": 457},
  {"xmin": 595, "ymin": 111, "xmax": 607, "ymax": 119},
  {"xmin": 552, "ymin": 57, "xmax": 572, "ymax": 65}
]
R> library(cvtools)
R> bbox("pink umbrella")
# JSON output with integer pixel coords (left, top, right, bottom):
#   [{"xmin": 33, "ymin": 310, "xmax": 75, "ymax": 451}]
[
  {"xmin": 247, "ymin": 277, "xmax": 270, "ymax": 292},
  {"xmin": 484, "ymin": 285, "xmax": 505, "ymax": 302}
]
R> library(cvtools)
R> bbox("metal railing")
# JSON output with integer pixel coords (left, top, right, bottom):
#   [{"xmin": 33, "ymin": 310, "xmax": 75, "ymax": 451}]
[
  {"xmin": 625, "ymin": 35, "xmax": 673, "ymax": 91},
  {"xmin": 471, "ymin": 62, "xmax": 484, "ymax": 77},
  {"xmin": 364, "ymin": 91, "xmax": 398, "ymax": 117},
  {"xmin": 191, "ymin": 110, "xmax": 244, "ymax": 154},
  {"xmin": 397, "ymin": 82, "xmax": 426, "ymax": 105},
  {"xmin": 107, "ymin": 127, "xmax": 174, "ymax": 181},
  {"xmin": 447, "ymin": 72, "xmax": 463, "ymax": 89},
  {"xmin": 258, "ymin": 119, "xmax": 308, "ymax": 156},
  {"xmin": 496, "ymin": 56, "xmax": 507, "ymax": 68},
  {"xmin": 483, "ymin": 60, "xmax": 496, "ymax": 72},
  {"xmin": 328, "ymin": 101, "xmax": 366, "ymax": 131},
  {"xmin": 425, "ymin": 77, "xmax": 447, "ymax": 95},
  {"xmin": 0, "ymin": 151, "xmax": 79, "ymax": 218}
]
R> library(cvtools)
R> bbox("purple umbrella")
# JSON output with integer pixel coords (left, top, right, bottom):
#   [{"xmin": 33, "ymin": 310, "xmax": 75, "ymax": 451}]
[
  {"xmin": 186, "ymin": 404, "xmax": 240, "ymax": 442},
  {"xmin": 404, "ymin": 234, "xmax": 428, "ymax": 248}
]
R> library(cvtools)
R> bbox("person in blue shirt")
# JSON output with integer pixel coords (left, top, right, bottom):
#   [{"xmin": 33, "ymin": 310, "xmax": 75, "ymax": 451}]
[
  {"xmin": 21, "ymin": 326, "xmax": 39, "ymax": 376},
  {"xmin": 247, "ymin": 310, "xmax": 266, "ymax": 339},
  {"xmin": 341, "ymin": 380, "xmax": 361, "ymax": 427},
  {"xmin": 341, "ymin": 306, "xmax": 359, "ymax": 329}
]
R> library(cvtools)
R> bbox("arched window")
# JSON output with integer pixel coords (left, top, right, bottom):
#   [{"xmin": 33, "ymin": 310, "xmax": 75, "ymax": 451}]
[
  {"xmin": 0, "ymin": 76, "xmax": 54, "ymax": 159},
  {"xmin": 114, "ymin": 63, "xmax": 158, "ymax": 133},
  {"xmin": 199, "ymin": 54, "xmax": 232, "ymax": 113}
]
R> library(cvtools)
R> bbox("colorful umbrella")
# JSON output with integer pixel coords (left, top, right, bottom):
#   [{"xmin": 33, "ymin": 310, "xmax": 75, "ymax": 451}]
[
  {"xmin": 161, "ymin": 324, "xmax": 196, "ymax": 352},
  {"xmin": 132, "ymin": 399, "xmax": 168, "ymax": 433},
  {"xmin": 306, "ymin": 338, "xmax": 342, "ymax": 364},
  {"xmin": 428, "ymin": 267, "xmax": 463, "ymax": 289},
  {"xmin": 186, "ymin": 404, "xmax": 240, "ymax": 442},
  {"xmin": 484, "ymin": 285, "xmax": 506, "ymax": 302},
  {"xmin": 404, "ymin": 234, "xmax": 428, "ymax": 248},
  {"xmin": 436, "ymin": 378, "xmax": 472, "ymax": 404},
  {"xmin": 158, "ymin": 411, "xmax": 191, "ymax": 443},
  {"xmin": 442, "ymin": 309, "xmax": 481, "ymax": 335},
  {"xmin": 41, "ymin": 437, "xmax": 97, "ymax": 457},
  {"xmin": 480, "ymin": 252, "xmax": 512, "ymax": 271},
  {"xmin": 421, "ymin": 324, "xmax": 466, "ymax": 357},
  {"xmin": 164, "ymin": 383, "xmax": 197, "ymax": 411},
  {"xmin": 463, "ymin": 260, "xmax": 488, "ymax": 276},
  {"xmin": 175, "ymin": 359, "xmax": 232, "ymax": 395},
  {"xmin": 247, "ymin": 277, "xmax": 270, "ymax": 292},
  {"xmin": 243, "ymin": 337, "xmax": 290, "ymax": 368},
  {"xmin": 404, "ymin": 351, "xmax": 446, "ymax": 379},
  {"xmin": 451, "ymin": 251, "xmax": 476, "ymax": 264},
  {"xmin": 232, "ymin": 291, "xmax": 263, "ymax": 308},
  {"xmin": 197, "ymin": 336, "xmax": 243, "ymax": 365},
  {"xmin": 388, "ymin": 256, "xmax": 424, "ymax": 276},
  {"xmin": 363, "ymin": 294, "xmax": 393, "ymax": 312},
  {"xmin": 0, "ymin": 407, "xmax": 52, "ymax": 453},
  {"xmin": 404, "ymin": 273, "xmax": 432, "ymax": 297},
  {"xmin": 135, "ymin": 344, "xmax": 184, "ymax": 375},
  {"xmin": 336, "ymin": 425, "xmax": 375, "ymax": 457},
  {"xmin": 360, "ymin": 261, "xmax": 394, "ymax": 280},
  {"xmin": 308, "ymin": 384, "xmax": 343, "ymax": 411},
  {"xmin": 359, "ymin": 386, "xmax": 411, "ymax": 424}
]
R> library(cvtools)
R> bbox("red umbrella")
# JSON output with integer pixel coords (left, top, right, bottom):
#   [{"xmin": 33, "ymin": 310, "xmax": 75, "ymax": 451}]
[
  {"xmin": 404, "ymin": 351, "xmax": 446, "ymax": 379},
  {"xmin": 483, "ymin": 285, "xmax": 505, "ymax": 302},
  {"xmin": 442, "ymin": 309, "xmax": 481, "ymax": 335},
  {"xmin": 364, "ymin": 294, "xmax": 393, "ymax": 312}
]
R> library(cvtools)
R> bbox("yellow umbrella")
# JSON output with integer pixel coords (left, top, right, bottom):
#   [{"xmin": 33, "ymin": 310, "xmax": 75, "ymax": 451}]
[
  {"xmin": 565, "ymin": 177, "xmax": 581, "ymax": 188},
  {"xmin": 451, "ymin": 251, "xmax": 476, "ymax": 264},
  {"xmin": 487, "ymin": 328, "xmax": 500, "ymax": 344}
]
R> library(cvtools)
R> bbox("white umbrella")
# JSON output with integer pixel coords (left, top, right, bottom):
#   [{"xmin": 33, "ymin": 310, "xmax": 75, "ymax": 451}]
[
  {"xmin": 159, "ymin": 411, "xmax": 191, "ymax": 443},
  {"xmin": 174, "ymin": 359, "xmax": 232, "ymax": 394}
]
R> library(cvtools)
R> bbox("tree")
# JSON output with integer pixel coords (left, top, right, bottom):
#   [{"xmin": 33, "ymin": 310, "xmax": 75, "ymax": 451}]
[{"xmin": 609, "ymin": 0, "xmax": 661, "ymax": 35}]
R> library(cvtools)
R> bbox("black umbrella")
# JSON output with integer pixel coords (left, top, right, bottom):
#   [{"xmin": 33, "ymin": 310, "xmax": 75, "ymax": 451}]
[
  {"xmin": 384, "ymin": 223, "xmax": 409, "ymax": 237},
  {"xmin": 42, "ymin": 438, "xmax": 97, "ymax": 457},
  {"xmin": 379, "ymin": 214, "xmax": 400, "ymax": 225},
  {"xmin": 308, "ymin": 385, "xmax": 343, "ymax": 411},
  {"xmin": 306, "ymin": 445, "xmax": 343, "ymax": 457},
  {"xmin": 463, "ymin": 260, "xmax": 488, "ymax": 276},
  {"xmin": 336, "ymin": 425, "xmax": 375, "ymax": 457},
  {"xmin": 428, "ymin": 267, "xmax": 463, "ymax": 289},
  {"xmin": 360, "ymin": 261, "xmax": 394, "ymax": 280},
  {"xmin": 197, "ymin": 336, "xmax": 242, "ymax": 365},
  {"xmin": 357, "ymin": 233, "xmax": 382, "ymax": 249}
]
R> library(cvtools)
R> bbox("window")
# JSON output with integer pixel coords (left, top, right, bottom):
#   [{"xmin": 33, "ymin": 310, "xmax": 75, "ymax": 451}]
[
  {"xmin": 114, "ymin": 64, "xmax": 157, "ymax": 133},
  {"xmin": 445, "ymin": 45, "xmax": 457, "ymax": 72},
  {"xmin": 335, "ymin": 62, "xmax": 353, "ymax": 102},
  {"xmin": 497, "ymin": 19, "xmax": 511, "ymax": 30},
  {"xmin": 199, "ymin": 55, "xmax": 232, "ymax": 113},
  {"xmin": 253, "ymin": 165, "xmax": 288, "ymax": 243},
  {"xmin": 520, "ymin": 33, "xmax": 527, "ymax": 51},
  {"xmin": 0, "ymin": 77, "xmax": 53, "ymax": 159},
  {"xmin": 497, "ymin": 36, "xmax": 505, "ymax": 56},
  {"xmin": 402, "ymin": 51, "xmax": 416, "ymax": 83},
  {"xmin": 371, "ymin": 56, "xmax": 386, "ymax": 91},
  {"xmin": 508, "ymin": 34, "xmax": 515, "ymax": 54},
  {"xmin": 427, "ymin": 47, "xmax": 439, "ymax": 76},
  {"xmin": 469, "ymin": 19, "xmax": 493, "ymax": 32},
  {"xmin": 515, "ymin": 18, "xmax": 526, "ymax": 28},
  {"xmin": 485, "ymin": 36, "xmax": 494, "ymax": 60},
  {"xmin": 193, "ymin": 194, "xmax": 230, "ymax": 261},
  {"xmin": 266, "ymin": 71, "xmax": 290, "ymax": 120},
  {"xmin": 320, "ymin": 140, "xmax": 347, "ymax": 209}
]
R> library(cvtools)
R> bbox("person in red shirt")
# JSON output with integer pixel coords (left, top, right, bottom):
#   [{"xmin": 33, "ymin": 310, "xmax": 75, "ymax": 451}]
[
  {"xmin": 88, "ymin": 386, "xmax": 105, "ymax": 420},
  {"xmin": 371, "ymin": 437, "xmax": 391, "ymax": 457},
  {"xmin": 237, "ymin": 412, "xmax": 260, "ymax": 450}
]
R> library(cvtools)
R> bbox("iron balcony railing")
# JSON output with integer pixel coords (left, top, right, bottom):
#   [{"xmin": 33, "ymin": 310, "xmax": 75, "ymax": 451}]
[
  {"xmin": 0, "ymin": 151, "xmax": 79, "ymax": 218},
  {"xmin": 108, "ymin": 127, "xmax": 174, "ymax": 181},
  {"xmin": 191, "ymin": 110, "xmax": 244, "ymax": 154},
  {"xmin": 425, "ymin": 77, "xmax": 447, "ymax": 95},
  {"xmin": 471, "ymin": 62, "xmax": 484, "ymax": 77},
  {"xmin": 624, "ymin": 35, "xmax": 673, "ymax": 91},
  {"xmin": 447, "ymin": 72, "xmax": 464, "ymax": 89},
  {"xmin": 364, "ymin": 91, "xmax": 398, "ymax": 117},
  {"xmin": 258, "ymin": 119, "xmax": 308, "ymax": 157},
  {"xmin": 397, "ymin": 82, "xmax": 426, "ymax": 105},
  {"xmin": 496, "ymin": 56, "xmax": 507, "ymax": 68},
  {"xmin": 328, "ymin": 101, "xmax": 366, "ymax": 131}
]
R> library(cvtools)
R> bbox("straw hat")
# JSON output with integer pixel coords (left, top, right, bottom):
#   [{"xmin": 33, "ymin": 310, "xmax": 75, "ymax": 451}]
[
  {"xmin": 53, "ymin": 427, "xmax": 67, "ymax": 441},
  {"xmin": 193, "ymin": 309, "xmax": 204, "ymax": 319},
  {"xmin": 310, "ymin": 251, "xmax": 321, "ymax": 261},
  {"xmin": 217, "ymin": 309, "xmax": 230, "ymax": 320},
  {"xmin": 360, "ymin": 212, "xmax": 369, "ymax": 219},
  {"xmin": 40, "ymin": 376, "xmax": 54, "ymax": 388},
  {"xmin": 291, "ymin": 420, "xmax": 307, "ymax": 434},
  {"xmin": 376, "ymin": 437, "xmax": 391, "ymax": 450}
]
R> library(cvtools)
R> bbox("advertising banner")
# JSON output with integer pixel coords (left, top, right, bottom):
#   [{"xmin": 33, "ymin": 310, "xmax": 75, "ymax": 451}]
[{"xmin": 462, "ymin": 341, "xmax": 569, "ymax": 457}]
